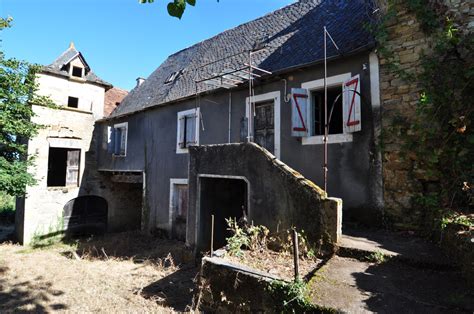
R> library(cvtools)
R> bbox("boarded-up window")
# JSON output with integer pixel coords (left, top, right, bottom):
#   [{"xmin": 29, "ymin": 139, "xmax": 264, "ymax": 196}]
[
  {"xmin": 174, "ymin": 185, "xmax": 188, "ymax": 219},
  {"xmin": 171, "ymin": 183, "xmax": 188, "ymax": 241},
  {"xmin": 47, "ymin": 147, "xmax": 80, "ymax": 187}
]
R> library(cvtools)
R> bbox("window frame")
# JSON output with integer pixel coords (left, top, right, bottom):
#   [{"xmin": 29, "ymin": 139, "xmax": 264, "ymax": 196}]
[
  {"xmin": 113, "ymin": 122, "xmax": 128, "ymax": 157},
  {"xmin": 301, "ymin": 73, "xmax": 353, "ymax": 145},
  {"xmin": 245, "ymin": 91, "xmax": 281, "ymax": 159},
  {"xmin": 176, "ymin": 108, "xmax": 200, "ymax": 154}
]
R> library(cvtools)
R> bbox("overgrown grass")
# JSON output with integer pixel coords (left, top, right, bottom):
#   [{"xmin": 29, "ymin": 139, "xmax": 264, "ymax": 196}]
[{"xmin": 0, "ymin": 191, "xmax": 15, "ymax": 224}]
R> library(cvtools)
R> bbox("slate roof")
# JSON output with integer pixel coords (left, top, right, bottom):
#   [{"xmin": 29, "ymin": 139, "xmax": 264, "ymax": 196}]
[
  {"xmin": 41, "ymin": 46, "xmax": 112, "ymax": 88},
  {"xmin": 111, "ymin": 0, "xmax": 377, "ymax": 118}
]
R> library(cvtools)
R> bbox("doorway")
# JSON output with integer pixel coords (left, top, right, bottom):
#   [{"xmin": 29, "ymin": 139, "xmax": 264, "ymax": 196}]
[{"xmin": 198, "ymin": 177, "xmax": 248, "ymax": 252}]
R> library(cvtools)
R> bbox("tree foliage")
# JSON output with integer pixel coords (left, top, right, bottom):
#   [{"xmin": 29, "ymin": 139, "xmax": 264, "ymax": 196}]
[
  {"xmin": 0, "ymin": 17, "xmax": 53, "ymax": 196},
  {"xmin": 140, "ymin": 0, "xmax": 218, "ymax": 19}
]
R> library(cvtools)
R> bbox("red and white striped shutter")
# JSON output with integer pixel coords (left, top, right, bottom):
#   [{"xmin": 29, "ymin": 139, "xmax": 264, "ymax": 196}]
[
  {"xmin": 343, "ymin": 74, "xmax": 361, "ymax": 133},
  {"xmin": 291, "ymin": 88, "xmax": 310, "ymax": 137}
]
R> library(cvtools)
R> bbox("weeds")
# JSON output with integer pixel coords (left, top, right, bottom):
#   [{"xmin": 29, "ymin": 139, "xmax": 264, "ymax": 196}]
[
  {"xmin": 366, "ymin": 250, "xmax": 389, "ymax": 264},
  {"xmin": 267, "ymin": 279, "xmax": 325, "ymax": 313},
  {"xmin": 225, "ymin": 218, "xmax": 269, "ymax": 257}
]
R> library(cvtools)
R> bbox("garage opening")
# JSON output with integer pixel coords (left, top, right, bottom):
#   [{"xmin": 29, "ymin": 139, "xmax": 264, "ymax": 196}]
[
  {"xmin": 108, "ymin": 172, "xmax": 144, "ymax": 232},
  {"xmin": 198, "ymin": 177, "xmax": 248, "ymax": 252}
]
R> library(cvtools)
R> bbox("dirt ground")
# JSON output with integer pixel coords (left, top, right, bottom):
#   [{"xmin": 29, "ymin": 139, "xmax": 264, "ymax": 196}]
[
  {"xmin": 0, "ymin": 232, "xmax": 198, "ymax": 313},
  {"xmin": 225, "ymin": 249, "xmax": 322, "ymax": 281}
]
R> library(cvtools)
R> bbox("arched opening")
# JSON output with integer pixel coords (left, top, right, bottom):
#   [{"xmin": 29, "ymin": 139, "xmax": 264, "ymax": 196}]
[{"xmin": 63, "ymin": 195, "xmax": 108, "ymax": 236}]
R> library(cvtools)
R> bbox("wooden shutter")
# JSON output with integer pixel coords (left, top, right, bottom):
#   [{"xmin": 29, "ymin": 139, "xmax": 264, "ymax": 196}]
[
  {"xmin": 114, "ymin": 128, "xmax": 122, "ymax": 155},
  {"xmin": 343, "ymin": 74, "xmax": 361, "ymax": 133},
  {"xmin": 107, "ymin": 126, "xmax": 115, "ymax": 153},
  {"xmin": 66, "ymin": 149, "xmax": 80, "ymax": 186},
  {"xmin": 119, "ymin": 127, "xmax": 127, "ymax": 155},
  {"xmin": 185, "ymin": 114, "xmax": 197, "ymax": 147},
  {"xmin": 291, "ymin": 88, "xmax": 310, "ymax": 137},
  {"xmin": 178, "ymin": 116, "xmax": 186, "ymax": 148}
]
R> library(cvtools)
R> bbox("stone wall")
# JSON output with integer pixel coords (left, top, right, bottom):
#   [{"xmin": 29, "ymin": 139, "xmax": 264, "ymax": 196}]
[{"xmin": 378, "ymin": 0, "xmax": 473, "ymax": 228}]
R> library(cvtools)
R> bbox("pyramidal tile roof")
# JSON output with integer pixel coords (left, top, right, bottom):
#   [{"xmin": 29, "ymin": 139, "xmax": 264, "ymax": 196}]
[{"xmin": 41, "ymin": 43, "xmax": 112, "ymax": 88}]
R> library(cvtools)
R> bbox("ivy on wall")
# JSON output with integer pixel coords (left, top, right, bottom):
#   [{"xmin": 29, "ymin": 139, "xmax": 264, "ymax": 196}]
[{"xmin": 375, "ymin": 0, "xmax": 473, "ymax": 231}]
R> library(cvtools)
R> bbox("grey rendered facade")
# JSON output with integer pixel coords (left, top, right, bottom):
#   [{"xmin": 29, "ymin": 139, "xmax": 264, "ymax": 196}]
[{"xmin": 95, "ymin": 0, "xmax": 383, "ymax": 248}]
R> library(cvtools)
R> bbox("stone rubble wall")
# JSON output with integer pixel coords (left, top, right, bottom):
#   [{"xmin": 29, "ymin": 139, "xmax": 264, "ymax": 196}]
[{"xmin": 377, "ymin": 0, "xmax": 473, "ymax": 228}]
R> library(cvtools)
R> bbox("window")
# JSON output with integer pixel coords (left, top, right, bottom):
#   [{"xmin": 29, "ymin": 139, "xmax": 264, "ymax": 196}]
[
  {"xmin": 68, "ymin": 96, "xmax": 79, "ymax": 108},
  {"xmin": 47, "ymin": 148, "xmax": 80, "ymax": 187},
  {"xmin": 176, "ymin": 108, "xmax": 199, "ymax": 154},
  {"xmin": 72, "ymin": 66, "xmax": 83, "ymax": 78},
  {"xmin": 296, "ymin": 73, "xmax": 361, "ymax": 145},
  {"xmin": 169, "ymin": 179, "xmax": 188, "ymax": 241},
  {"xmin": 164, "ymin": 70, "xmax": 182, "ymax": 84},
  {"xmin": 310, "ymin": 86, "xmax": 343, "ymax": 136},
  {"xmin": 107, "ymin": 122, "xmax": 128, "ymax": 157}
]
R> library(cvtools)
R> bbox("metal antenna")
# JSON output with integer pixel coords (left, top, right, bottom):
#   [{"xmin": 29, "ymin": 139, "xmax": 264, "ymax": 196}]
[{"xmin": 323, "ymin": 26, "xmax": 340, "ymax": 193}]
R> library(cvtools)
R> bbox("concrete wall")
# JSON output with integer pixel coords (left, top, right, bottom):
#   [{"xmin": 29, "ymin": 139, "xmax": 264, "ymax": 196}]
[
  {"xmin": 188, "ymin": 143, "xmax": 342, "ymax": 253},
  {"xmin": 96, "ymin": 50, "xmax": 382, "ymax": 238}
]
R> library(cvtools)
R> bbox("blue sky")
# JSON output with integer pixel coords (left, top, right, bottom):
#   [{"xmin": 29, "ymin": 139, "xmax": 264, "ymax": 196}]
[{"xmin": 1, "ymin": 0, "xmax": 295, "ymax": 90}]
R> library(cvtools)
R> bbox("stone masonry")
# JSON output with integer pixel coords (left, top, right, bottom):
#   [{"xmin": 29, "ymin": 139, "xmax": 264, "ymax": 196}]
[{"xmin": 378, "ymin": 0, "xmax": 473, "ymax": 228}]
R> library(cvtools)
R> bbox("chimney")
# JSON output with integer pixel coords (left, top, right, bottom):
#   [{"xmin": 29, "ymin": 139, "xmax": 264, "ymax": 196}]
[{"xmin": 136, "ymin": 77, "xmax": 145, "ymax": 87}]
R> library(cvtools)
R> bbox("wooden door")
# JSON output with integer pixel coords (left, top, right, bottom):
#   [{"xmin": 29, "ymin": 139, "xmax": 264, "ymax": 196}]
[{"xmin": 254, "ymin": 101, "xmax": 274, "ymax": 154}]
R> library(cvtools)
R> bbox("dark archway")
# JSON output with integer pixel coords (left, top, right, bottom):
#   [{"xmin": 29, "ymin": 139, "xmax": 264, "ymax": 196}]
[
  {"xmin": 63, "ymin": 195, "xmax": 108, "ymax": 236},
  {"xmin": 198, "ymin": 177, "xmax": 248, "ymax": 252}
]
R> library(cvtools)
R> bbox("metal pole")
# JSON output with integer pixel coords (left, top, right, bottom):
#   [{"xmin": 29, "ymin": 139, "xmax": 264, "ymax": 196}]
[
  {"xmin": 210, "ymin": 214, "xmax": 215, "ymax": 257},
  {"xmin": 323, "ymin": 26, "xmax": 328, "ymax": 193},
  {"xmin": 247, "ymin": 51, "xmax": 253, "ymax": 143},
  {"xmin": 292, "ymin": 229, "xmax": 300, "ymax": 281}
]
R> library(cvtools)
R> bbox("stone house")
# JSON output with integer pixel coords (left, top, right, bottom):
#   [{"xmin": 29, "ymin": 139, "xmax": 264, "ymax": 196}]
[
  {"xmin": 15, "ymin": 43, "xmax": 128, "ymax": 244},
  {"xmin": 92, "ymin": 0, "xmax": 383, "ymax": 252}
]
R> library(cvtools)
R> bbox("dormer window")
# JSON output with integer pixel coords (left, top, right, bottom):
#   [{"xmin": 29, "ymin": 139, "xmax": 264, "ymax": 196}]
[
  {"xmin": 72, "ymin": 66, "xmax": 83, "ymax": 78},
  {"xmin": 165, "ymin": 70, "xmax": 182, "ymax": 84}
]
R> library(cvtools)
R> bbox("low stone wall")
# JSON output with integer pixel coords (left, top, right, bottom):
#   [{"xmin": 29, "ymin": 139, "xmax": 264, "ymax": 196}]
[
  {"xmin": 196, "ymin": 257, "xmax": 279, "ymax": 312},
  {"xmin": 439, "ymin": 224, "xmax": 474, "ymax": 286},
  {"xmin": 187, "ymin": 143, "xmax": 342, "ymax": 254}
]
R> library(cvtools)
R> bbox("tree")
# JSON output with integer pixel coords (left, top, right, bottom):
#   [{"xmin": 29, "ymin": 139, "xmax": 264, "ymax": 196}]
[
  {"xmin": 0, "ymin": 17, "xmax": 53, "ymax": 196},
  {"xmin": 140, "ymin": 0, "xmax": 218, "ymax": 19}
]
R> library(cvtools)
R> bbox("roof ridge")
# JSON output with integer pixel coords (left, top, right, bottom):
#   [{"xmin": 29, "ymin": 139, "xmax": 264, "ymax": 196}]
[
  {"xmin": 47, "ymin": 46, "xmax": 78, "ymax": 67},
  {"xmin": 167, "ymin": 0, "xmax": 317, "ymax": 60}
]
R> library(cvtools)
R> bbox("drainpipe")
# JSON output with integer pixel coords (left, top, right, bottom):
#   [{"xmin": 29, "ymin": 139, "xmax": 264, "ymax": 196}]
[{"xmin": 228, "ymin": 92, "xmax": 232, "ymax": 143}]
